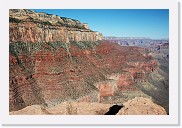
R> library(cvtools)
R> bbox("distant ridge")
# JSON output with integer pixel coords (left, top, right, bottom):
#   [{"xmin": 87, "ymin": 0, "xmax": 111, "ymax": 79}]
[{"xmin": 104, "ymin": 36, "xmax": 169, "ymax": 40}]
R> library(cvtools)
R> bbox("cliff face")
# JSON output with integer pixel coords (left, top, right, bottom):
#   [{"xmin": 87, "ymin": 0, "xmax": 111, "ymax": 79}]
[
  {"xmin": 9, "ymin": 9, "xmax": 161, "ymax": 113},
  {"xmin": 9, "ymin": 9, "xmax": 103, "ymax": 43}
]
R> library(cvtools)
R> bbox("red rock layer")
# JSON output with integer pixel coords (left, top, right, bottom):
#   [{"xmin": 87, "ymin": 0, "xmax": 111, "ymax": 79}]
[
  {"xmin": 9, "ymin": 9, "xmax": 158, "ymax": 111},
  {"xmin": 9, "ymin": 41, "xmax": 158, "ymax": 111}
]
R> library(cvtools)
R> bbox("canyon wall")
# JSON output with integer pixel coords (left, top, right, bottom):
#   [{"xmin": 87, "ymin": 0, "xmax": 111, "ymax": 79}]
[
  {"xmin": 9, "ymin": 9, "xmax": 160, "ymax": 112},
  {"xmin": 10, "ymin": 9, "xmax": 103, "ymax": 43}
]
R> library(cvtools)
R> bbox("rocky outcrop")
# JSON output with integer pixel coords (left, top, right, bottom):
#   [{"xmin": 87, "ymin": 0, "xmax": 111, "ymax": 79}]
[
  {"xmin": 117, "ymin": 97, "xmax": 167, "ymax": 115},
  {"xmin": 10, "ymin": 97, "xmax": 167, "ymax": 115},
  {"xmin": 9, "ymin": 105, "xmax": 50, "ymax": 115},
  {"xmin": 9, "ymin": 9, "xmax": 161, "ymax": 112},
  {"xmin": 9, "ymin": 9, "xmax": 103, "ymax": 43}
]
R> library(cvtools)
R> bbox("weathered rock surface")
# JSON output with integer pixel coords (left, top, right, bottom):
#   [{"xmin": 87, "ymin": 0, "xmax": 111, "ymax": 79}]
[
  {"xmin": 10, "ymin": 97, "xmax": 167, "ymax": 115},
  {"xmin": 9, "ymin": 40, "xmax": 158, "ymax": 111},
  {"xmin": 9, "ymin": 9, "xmax": 161, "ymax": 113},
  {"xmin": 117, "ymin": 97, "xmax": 167, "ymax": 115},
  {"xmin": 9, "ymin": 9, "xmax": 103, "ymax": 43},
  {"xmin": 9, "ymin": 105, "xmax": 50, "ymax": 115},
  {"xmin": 10, "ymin": 102, "xmax": 112, "ymax": 115}
]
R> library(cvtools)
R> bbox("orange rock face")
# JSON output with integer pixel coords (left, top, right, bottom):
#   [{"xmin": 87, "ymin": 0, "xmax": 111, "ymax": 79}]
[
  {"xmin": 9, "ymin": 9, "xmax": 103, "ymax": 43},
  {"xmin": 117, "ymin": 97, "xmax": 167, "ymax": 115},
  {"xmin": 9, "ymin": 9, "xmax": 159, "ymax": 112}
]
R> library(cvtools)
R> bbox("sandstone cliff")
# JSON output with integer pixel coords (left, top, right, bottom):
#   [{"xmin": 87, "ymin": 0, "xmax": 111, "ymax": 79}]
[
  {"xmin": 9, "ymin": 9, "xmax": 162, "ymax": 113},
  {"xmin": 10, "ymin": 9, "xmax": 103, "ymax": 43}
]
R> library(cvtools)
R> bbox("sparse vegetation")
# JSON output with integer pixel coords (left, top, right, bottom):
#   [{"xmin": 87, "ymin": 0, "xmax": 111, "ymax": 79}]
[
  {"xmin": 57, "ymin": 21, "xmax": 85, "ymax": 29},
  {"xmin": 42, "ymin": 21, "xmax": 52, "ymax": 26},
  {"xmin": 47, "ymin": 42, "xmax": 69, "ymax": 51},
  {"xmin": 70, "ymin": 41, "xmax": 98, "ymax": 49},
  {"xmin": 57, "ymin": 21, "xmax": 64, "ymax": 26},
  {"xmin": 9, "ymin": 42, "xmax": 71, "ymax": 57},
  {"xmin": 9, "ymin": 17, "xmax": 22, "ymax": 23},
  {"xmin": 75, "ymin": 24, "xmax": 85, "ymax": 29}
]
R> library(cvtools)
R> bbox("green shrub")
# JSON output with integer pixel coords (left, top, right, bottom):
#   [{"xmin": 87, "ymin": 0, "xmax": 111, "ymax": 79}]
[
  {"xmin": 9, "ymin": 17, "xmax": 22, "ymax": 23},
  {"xmin": 57, "ymin": 21, "xmax": 85, "ymax": 29},
  {"xmin": 42, "ymin": 21, "xmax": 52, "ymax": 26},
  {"xmin": 47, "ymin": 42, "xmax": 69, "ymax": 51},
  {"xmin": 70, "ymin": 41, "xmax": 97, "ymax": 49},
  {"xmin": 57, "ymin": 21, "xmax": 64, "ymax": 26}
]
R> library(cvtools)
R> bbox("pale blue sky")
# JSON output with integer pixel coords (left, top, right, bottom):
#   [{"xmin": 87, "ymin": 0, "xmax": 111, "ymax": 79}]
[{"xmin": 32, "ymin": 9, "xmax": 169, "ymax": 39}]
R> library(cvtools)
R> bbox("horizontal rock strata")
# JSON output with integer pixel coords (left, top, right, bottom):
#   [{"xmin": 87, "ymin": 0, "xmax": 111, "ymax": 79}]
[{"xmin": 9, "ymin": 9, "xmax": 160, "ymax": 112}]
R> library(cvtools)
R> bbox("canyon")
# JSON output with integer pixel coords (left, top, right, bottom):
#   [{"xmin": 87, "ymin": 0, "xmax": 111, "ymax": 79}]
[{"xmin": 9, "ymin": 9, "xmax": 168, "ymax": 115}]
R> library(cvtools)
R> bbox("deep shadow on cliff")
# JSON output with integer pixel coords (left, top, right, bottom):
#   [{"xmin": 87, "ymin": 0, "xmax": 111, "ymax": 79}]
[{"xmin": 104, "ymin": 105, "xmax": 124, "ymax": 115}]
